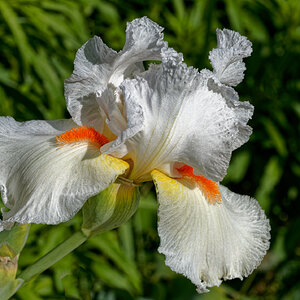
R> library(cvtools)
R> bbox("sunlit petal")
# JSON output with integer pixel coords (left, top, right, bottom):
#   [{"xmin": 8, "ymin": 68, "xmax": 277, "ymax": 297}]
[
  {"xmin": 209, "ymin": 28, "xmax": 252, "ymax": 87},
  {"xmin": 65, "ymin": 35, "xmax": 116, "ymax": 131},
  {"xmin": 202, "ymin": 29, "xmax": 254, "ymax": 151},
  {"xmin": 108, "ymin": 58, "xmax": 253, "ymax": 182},
  {"xmin": 0, "ymin": 117, "xmax": 128, "ymax": 231},
  {"xmin": 65, "ymin": 17, "xmax": 178, "ymax": 133},
  {"xmin": 151, "ymin": 170, "xmax": 270, "ymax": 293}
]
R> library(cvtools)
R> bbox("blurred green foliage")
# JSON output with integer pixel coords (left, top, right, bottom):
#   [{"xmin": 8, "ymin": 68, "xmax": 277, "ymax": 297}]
[{"xmin": 0, "ymin": 0, "xmax": 299, "ymax": 299}]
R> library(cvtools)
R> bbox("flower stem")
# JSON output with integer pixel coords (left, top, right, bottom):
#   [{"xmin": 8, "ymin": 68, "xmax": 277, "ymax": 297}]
[{"xmin": 18, "ymin": 231, "xmax": 88, "ymax": 283}]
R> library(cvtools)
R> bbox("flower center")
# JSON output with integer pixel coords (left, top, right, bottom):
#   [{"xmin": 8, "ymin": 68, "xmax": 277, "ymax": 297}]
[
  {"xmin": 177, "ymin": 165, "xmax": 221, "ymax": 204},
  {"xmin": 56, "ymin": 127, "xmax": 110, "ymax": 148}
]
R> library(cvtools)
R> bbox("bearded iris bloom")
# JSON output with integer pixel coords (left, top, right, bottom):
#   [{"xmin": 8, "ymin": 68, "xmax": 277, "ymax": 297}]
[{"xmin": 0, "ymin": 17, "xmax": 270, "ymax": 292}]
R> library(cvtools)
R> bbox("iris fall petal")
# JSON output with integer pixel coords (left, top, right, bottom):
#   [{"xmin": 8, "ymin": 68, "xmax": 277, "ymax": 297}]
[
  {"xmin": 151, "ymin": 170, "xmax": 270, "ymax": 293},
  {"xmin": 0, "ymin": 117, "xmax": 128, "ymax": 231}
]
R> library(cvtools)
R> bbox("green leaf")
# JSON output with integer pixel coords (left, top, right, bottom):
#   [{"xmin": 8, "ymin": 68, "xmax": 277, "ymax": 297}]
[
  {"xmin": 0, "ymin": 0, "xmax": 33, "ymax": 71},
  {"xmin": 119, "ymin": 220, "xmax": 135, "ymax": 261},
  {"xmin": 225, "ymin": 151, "xmax": 251, "ymax": 183},
  {"xmin": 61, "ymin": 273, "xmax": 80, "ymax": 298},
  {"xmin": 225, "ymin": 0, "xmax": 243, "ymax": 32},
  {"xmin": 262, "ymin": 118, "xmax": 288, "ymax": 157},
  {"xmin": 32, "ymin": 48, "xmax": 64, "ymax": 118},
  {"xmin": 189, "ymin": 0, "xmax": 206, "ymax": 28},
  {"xmin": 92, "ymin": 0, "xmax": 120, "ymax": 23},
  {"xmin": 90, "ymin": 253, "xmax": 132, "ymax": 292},
  {"xmin": 242, "ymin": 11, "xmax": 268, "ymax": 42},
  {"xmin": 15, "ymin": 279, "xmax": 44, "ymax": 300},
  {"xmin": 173, "ymin": 0, "xmax": 185, "ymax": 21},
  {"xmin": 255, "ymin": 156, "xmax": 282, "ymax": 211},
  {"xmin": 87, "ymin": 232, "xmax": 142, "ymax": 293}
]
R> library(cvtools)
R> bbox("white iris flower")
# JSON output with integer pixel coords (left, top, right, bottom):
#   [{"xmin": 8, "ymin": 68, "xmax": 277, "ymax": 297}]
[{"xmin": 0, "ymin": 17, "xmax": 270, "ymax": 292}]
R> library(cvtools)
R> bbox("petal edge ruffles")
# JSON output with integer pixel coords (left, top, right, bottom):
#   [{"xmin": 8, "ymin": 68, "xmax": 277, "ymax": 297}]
[
  {"xmin": 65, "ymin": 17, "xmax": 179, "ymax": 133},
  {"xmin": 111, "ymin": 59, "xmax": 253, "ymax": 182},
  {"xmin": 0, "ymin": 117, "xmax": 128, "ymax": 231},
  {"xmin": 151, "ymin": 170, "xmax": 270, "ymax": 293}
]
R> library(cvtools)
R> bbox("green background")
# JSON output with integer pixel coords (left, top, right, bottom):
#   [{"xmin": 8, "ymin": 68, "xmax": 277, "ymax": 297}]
[{"xmin": 0, "ymin": 0, "xmax": 299, "ymax": 299}]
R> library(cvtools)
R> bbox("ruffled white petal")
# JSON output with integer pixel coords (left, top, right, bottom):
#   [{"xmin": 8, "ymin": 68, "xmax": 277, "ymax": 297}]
[
  {"xmin": 98, "ymin": 86, "xmax": 127, "ymax": 137},
  {"xmin": 209, "ymin": 29, "xmax": 252, "ymax": 87},
  {"xmin": 205, "ymin": 73, "xmax": 254, "ymax": 150},
  {"xmin": 0, "ymin": 117, "xmax": 128, "ymax": 231},
  {"xmin": 108, "ymin": 17, "xmax": 167, "ymax": 86},
  {"xmin": 64, "ymin": 35, "xmax": 117, "ymax": 131},
  {"xmin": 109, "ymin": 58, "xmax": 253, "ymax": 182},
  {"xmin": 203, "ymin": 30, "xmax": 253, "ymax": 151},
  {"xmin": 65, "ymin": 17, "xmax": 177, "ymax": 133},
  {"xmin": 101, "ymin": 81, "xmax": 144, "ymax": 160},
  {"xmin": 151, "ymin": 170, "xmax": 270, "ymax": 293},
  {"xmin": 203, "ymin": 30, "xmax": 254, "ymax": 149}
]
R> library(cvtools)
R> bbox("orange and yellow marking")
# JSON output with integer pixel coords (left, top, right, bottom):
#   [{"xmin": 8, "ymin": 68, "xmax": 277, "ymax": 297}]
[
  {"xmin": 56, "ymin": 126, "xmax": 109, "ymax": 148},
  {"xmin": 177, "ymin": 164, "xmax": 221, "ymax": 204}
]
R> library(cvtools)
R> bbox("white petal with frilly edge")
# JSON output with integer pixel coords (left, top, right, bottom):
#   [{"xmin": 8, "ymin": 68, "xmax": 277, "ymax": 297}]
[
  {"xmin": 203, "ymin": 29, "xmax": 253, "ymax": 151},
  {"xmin": 0, "ymin": 117, "xmax": 128, "ymax": 231},
  {"xmin": 209, "ymin": 29, "xmax": 252, "ymax": 87},
  {"xmin": 110, "ymin": 58, "xmax": 253, "ymax": 182},
  {"xmin": 65, "ymin": 35, "xmax": 116, "ymax": 131},
  {"xmin": 65, "ymin": 17, "xmax": 178, "ymax": 133},
  {"xmin": 151, "ymin": 170, "xmax": 270, "ymax": 293}
]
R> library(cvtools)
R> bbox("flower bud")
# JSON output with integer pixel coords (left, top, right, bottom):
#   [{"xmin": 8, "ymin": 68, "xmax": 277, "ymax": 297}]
[
  {"xmin": 0, "ymin": 224, "xmax": 30, "ymax": 299},
  {"xmin": 82, "ymin": 181, "xmax": 139, "ymax": 237}
]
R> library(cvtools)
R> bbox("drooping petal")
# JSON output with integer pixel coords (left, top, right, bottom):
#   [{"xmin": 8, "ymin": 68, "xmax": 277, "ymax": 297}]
[
  {"xmin": 0, "ymin": 117, "xmax": 128, "ymax": 231},
  {"xmin": 109, "ymin": 58, "xmax": 253, "ymax": 182},
  {"xmin": 209, "ymin": 29, "xmax": 252, "ymax": 87},
  {"xmin": 151, "ymin": 170, "xmax": 270, "ymax": 293},
  {"xmin": 65, "ymin": 17, "xmax": 176, "ymax": 132}
]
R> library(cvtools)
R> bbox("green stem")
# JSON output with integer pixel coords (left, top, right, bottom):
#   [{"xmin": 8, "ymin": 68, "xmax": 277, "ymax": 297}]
[{"xmin": 18, "ymin": 231, "xmax": 88, "ymax": 283}]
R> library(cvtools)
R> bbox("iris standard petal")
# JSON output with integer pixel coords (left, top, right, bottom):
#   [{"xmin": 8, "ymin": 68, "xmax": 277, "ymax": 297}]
[
  {"xmin": 65, "ymin": 17, "xmax": 174, "ymax": 132},
  {"xmin": 204, "ymin": 71, "xmax": 254, "ymax": 151},
  {"xmin": 0, "ymin": 117, "xmax": 129, "ymax": 231},
  {"xmin": 209, "ymin": 28, "xmax": 252, "ymax": 87},
  {"xmin": 151, "ymin": 170, "xmax": 270, "ymax": 293},
  {"xmin": 203, "ymin": 29, "xmax": 254, "ymax": 150},
  {"xmin": 111, "ymin": 58, "xmax": 253, "ymax": 182},
  {"xmin": 108, "ymin": 16, "xmax": 168, "ymax": 85},
  {"xmin": 65, "ymin": 34, "xmax": 116, "ymax": 131}
]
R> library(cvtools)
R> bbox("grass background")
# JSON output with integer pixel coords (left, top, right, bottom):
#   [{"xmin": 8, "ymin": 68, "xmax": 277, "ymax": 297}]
[{"xmin": 0, "ymin": 0, "xmax": 299, "ymax": 299}]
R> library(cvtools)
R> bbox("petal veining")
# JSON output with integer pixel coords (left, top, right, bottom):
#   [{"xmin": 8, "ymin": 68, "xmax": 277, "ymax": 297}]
[
  {"xmin": 203, "ymin": 29, "xmax": 254, "ymax": 148},
  {"xmin": 151, "ymin": 170, "xmax": 271, "ymax": 293},
  {"xmin": 209, "ymin": 28, "xmax": 252, "ymax": 87},
  {"xmin": 65, "ymin": 17, "xmax": 179, "ymax": 134},
  {"xmin": 109, "ymin": 58, "xmax": 253, "ymax": 182},
  {"xmin": 0, "ymin": 117, "xmax": 128, "ymax": 231}
]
